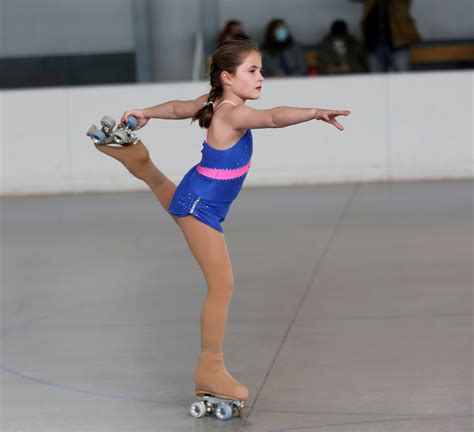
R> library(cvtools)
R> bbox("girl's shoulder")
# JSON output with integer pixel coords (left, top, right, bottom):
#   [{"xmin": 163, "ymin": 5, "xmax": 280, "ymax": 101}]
[{"xmin": 207, "ymin": 101, "xmax": 248, "ymax": 147}]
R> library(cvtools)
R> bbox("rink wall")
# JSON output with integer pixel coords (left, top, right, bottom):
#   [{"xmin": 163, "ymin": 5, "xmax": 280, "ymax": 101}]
[{"xmin": 0, "ymin": 71, "xmax": 472, "ymax": 195}]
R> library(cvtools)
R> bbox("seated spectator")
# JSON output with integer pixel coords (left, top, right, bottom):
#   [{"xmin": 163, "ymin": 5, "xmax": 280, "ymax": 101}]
[
  {"xmin": 317, "ymin": 20, "xmax": 368, "ymax": 75},
  {"xmin": 216, "ymin": 20, "xmax": 249, "ymax": 47},
  {"xmin": 261, "ymin": 18, "xmax": 307, "ymax": 77}
]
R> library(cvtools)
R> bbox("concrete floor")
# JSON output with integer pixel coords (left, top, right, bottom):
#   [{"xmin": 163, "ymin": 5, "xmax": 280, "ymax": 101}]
[{"xmin": 1, "ymin": 180, "xmax": 472, "ymax": 432}]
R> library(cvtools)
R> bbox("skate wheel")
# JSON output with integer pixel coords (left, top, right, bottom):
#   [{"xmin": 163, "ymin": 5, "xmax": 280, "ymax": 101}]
[
  {"xmin": 127, "ymin": 115, "xmax": 138, "ymax": 130},
  {"xmin": 100, "ymin": 116, "xmax": 116, "ymax": 134},
  {"xmin": 86, "ymin": 124, "xmax": 98, "ymax": 136},
  {"xmin": 89, "ymin": 129, "xmax": 106, "ymax": 144},
  {"xmin": 215, "ymin": 402, "xmax": 232, "ymax": 421},
  {"xmin": 190, "ymin": 401, "xmax": 207, "ymax": 418},
  {"xmin": 112, "ymin": 130, "xmax": 128, "ymax": 145}
]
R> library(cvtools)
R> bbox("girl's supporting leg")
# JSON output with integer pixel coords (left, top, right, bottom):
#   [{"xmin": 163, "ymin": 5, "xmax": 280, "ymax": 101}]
[
  {"xmin": 178, "ymin": 215, "xmax": 249, "ymax": 401},
  {"xmin": 95, "ymin": 141, "xmax": 248, "ymax": 400},
  {"xmin": 95, "ymin": 141, "xmax": 179, "ymax": 224}
]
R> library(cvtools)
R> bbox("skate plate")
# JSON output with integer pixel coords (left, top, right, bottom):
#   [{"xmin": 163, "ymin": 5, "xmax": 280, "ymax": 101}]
[{"xmin": 190, "ymin": 392, "xmax": 250, "ymax": 421}]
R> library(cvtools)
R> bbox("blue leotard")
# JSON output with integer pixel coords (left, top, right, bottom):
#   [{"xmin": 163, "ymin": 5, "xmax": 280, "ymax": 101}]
[{"xmin": 168, "ymin": 100, "xmax": 253, "ymax": 233}]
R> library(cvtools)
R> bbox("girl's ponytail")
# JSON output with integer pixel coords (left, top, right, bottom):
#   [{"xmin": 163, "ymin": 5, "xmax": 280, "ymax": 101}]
[{"xmin": 192, "ymin": 85, "xmax": 223, "ymax": 128}]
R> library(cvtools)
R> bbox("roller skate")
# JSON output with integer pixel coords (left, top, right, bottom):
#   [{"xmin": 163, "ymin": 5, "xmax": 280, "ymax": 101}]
[
  {"xmin": 86, "ymin": 115, "xmax": 139, "ymax": 146},
  {"xmin": 189, "ymin": 351, "xmax": 250, "ymax": 421}
]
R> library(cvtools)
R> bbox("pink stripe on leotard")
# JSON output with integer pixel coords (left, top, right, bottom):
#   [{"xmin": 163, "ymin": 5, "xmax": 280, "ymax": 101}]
[{"xmin": 197, "ymin": 160, "xmax": 252, "ymax": 180}]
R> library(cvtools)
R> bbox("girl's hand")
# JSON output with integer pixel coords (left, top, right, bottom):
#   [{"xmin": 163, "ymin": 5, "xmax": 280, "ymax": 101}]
[
  {"xmin": 314, "ymin": 109, "xmax": 351, "ymax": 131},
  {"xmin": 120, "ymin": 109, "xmax": 150, "ymax": 130}
]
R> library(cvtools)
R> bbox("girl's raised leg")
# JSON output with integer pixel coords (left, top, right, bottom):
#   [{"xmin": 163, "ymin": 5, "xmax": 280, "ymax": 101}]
[
  {"xmin": 178, "ymin": 215, "xmax": 249, "ymax": 401},
  {"xmin": 95, "ymin": 141, "xmax": 178, "ymax": 224}
]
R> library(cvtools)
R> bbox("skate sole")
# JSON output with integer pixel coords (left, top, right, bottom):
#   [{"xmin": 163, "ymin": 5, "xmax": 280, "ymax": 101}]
[{"xmin": 196, "ymin": 389, "xmax": 246, "ymax": 401}]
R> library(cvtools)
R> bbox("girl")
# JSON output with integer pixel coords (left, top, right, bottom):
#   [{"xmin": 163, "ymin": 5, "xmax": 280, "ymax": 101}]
[{"xmin": 94, "ymin": 39, "xmax": 350, "ymax": 408}]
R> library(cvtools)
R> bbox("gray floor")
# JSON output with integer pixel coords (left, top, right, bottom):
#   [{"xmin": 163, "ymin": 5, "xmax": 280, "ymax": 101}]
[{"xmin": 1, "ymin": 180, "xmax": 472, "ymax": 432}]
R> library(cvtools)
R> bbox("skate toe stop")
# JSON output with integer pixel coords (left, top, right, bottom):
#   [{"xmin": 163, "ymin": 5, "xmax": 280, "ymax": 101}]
[{"xmin": 239, "ymin": 405, "xmax": 251, "ymax": 414}]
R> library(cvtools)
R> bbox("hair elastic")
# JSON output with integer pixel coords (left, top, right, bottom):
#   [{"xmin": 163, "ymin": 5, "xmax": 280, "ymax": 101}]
[{"xmin": 203, "ymin": 100, "xmax": 215, "ymax": 107}]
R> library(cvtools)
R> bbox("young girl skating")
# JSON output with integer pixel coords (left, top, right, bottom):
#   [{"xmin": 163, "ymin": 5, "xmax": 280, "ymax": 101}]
[{"xmin": 92, "ymin": 39, "xmax": 350, "ymax": 419}]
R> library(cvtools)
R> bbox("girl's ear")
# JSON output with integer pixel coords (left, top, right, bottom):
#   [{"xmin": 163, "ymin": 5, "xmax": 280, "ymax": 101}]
[{"xmin": 220, "ymin": 70, "xmax": 233, "ymax": 86}]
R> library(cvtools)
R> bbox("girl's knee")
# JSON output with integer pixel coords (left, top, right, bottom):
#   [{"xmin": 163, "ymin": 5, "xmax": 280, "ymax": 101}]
[{"xmin": 208, "ymin": 278, "xmax": 234, "ymax": 300}]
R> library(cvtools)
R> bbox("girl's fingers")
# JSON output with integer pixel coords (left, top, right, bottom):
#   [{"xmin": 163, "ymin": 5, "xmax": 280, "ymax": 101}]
[
  {"xmin": 328, "ymin": 110, "xmax": 350, "ymax": 117},
  {"xmin": 333, "ymin": 110, "xmax": 350, "ymax": 117},
  {"xmin": 121, "ymin": 110, "xmax": 144, "ymax": 124},
  {"xmin": 121, "ymin": 112, "xmax": 130, "ymax": 123},
  {"xmin": 328, "ymin": 117, "xmax": 344, "ymax": 130},
  {"xmin": 318, "ymin": 109, "xmax": 349, "ymax": 130}
]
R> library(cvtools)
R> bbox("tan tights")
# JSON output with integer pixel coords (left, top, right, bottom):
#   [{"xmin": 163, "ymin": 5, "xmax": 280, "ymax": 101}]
[{"xmin": 95, "ymin": 141, "xmax": 249, "ymax": 401}]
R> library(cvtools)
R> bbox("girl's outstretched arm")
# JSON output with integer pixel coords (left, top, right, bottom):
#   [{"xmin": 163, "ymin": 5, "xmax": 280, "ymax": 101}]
[
  {"xmin": 228, "ymin": 105, "xmax": 351, "ymax": 131},
  {"xmin": 121, "ymin": 94, "xmax": 208, "ymax": 129}
]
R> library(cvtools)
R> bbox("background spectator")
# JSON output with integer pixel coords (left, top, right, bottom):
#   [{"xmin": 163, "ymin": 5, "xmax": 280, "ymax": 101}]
[
  {"xmin": 261, "ymin": 18, "xmax": 307, "ymax": 77},
  {"xmin": 318, "ymin": 19, "xmax": 368, "ymax": 75},
  {"xmin": 361, "ymin": 0, "xmax": 421, "ymax": 72},
  {"xmin": 216, "ymin": 20, "xmax": 250, "ymax": 47}
]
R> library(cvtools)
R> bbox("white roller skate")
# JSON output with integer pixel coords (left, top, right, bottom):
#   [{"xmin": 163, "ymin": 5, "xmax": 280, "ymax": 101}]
[
  {"xmin": 190, "ymin": 391, "xmax": 250, "ymax": 421},
  {"xmin": 86, "ymin": 115, "xmax": 139, "ymax": 146}
]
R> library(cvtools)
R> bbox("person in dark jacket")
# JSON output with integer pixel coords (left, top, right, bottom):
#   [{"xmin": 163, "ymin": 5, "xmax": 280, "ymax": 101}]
[
  {"xmin": 361, "ymin": 0, "xmax": 421, "ymax": 72},
  {"xmin": 318, "ymin": 20, "xmax": 368, "ymax": 75},
  {"xmin": 261, "ymin": 18, "xmax": 307, "ymax": 77}
]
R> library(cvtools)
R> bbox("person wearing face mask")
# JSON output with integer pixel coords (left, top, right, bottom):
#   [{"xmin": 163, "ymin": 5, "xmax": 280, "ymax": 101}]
[
  {"xmin": 317, "ymin": 20, "xmax": 368, "ymax": 75},
  {"xmin": 261, "ymin": 18, "xmax": 307, "ymax": 77}
]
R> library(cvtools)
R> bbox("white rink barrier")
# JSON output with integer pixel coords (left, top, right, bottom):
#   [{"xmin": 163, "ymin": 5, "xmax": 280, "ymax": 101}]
[{"xmin": 0, "ymin": 71, "xmax": 472, "ymax": 195}]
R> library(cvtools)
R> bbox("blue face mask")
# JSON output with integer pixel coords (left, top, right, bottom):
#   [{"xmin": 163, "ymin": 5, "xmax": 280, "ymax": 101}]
[{"xmin": 275, "ymin": 26, "xmax": 289, "ymax": 43}]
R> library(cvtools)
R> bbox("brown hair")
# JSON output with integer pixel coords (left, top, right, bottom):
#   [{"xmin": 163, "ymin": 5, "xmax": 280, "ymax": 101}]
[{"xmin": 192, "ymin": 39, "xmax": 261, "ymax": 129}]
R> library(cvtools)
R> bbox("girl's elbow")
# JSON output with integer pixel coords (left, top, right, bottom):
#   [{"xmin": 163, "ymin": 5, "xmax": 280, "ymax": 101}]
[
  {"xmin": 267, "ymin": 111, "xmax": 278, "ymax": 128},
  {"xmin": 170, "ymin": 101, "xmax": 181, "ymax": 119}
]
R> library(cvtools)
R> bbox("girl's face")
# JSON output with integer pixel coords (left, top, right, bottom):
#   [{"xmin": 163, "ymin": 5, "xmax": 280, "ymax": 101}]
[{"xmin": 223, "ymin": 50, "xmax": 264, "ymax": 101}]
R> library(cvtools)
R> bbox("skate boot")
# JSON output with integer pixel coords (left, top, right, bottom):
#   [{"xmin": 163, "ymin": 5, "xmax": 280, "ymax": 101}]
[
  {"xmin": 86, "ymin": 115, "xmax": 139, "ymax": 146},
  {"xmin": 190, "ymin": 351, "xmax": 250, "ymax": 421}
]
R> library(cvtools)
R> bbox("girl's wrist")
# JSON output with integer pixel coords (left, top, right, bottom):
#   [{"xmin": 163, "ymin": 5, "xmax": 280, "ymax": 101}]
[
  {"xmin": 142, "ymin": 108, "xmax": 152, "ymax": 119},
  {"xmin": 141, "ymin": 107, "xmax": 154, "ymax": 120}
]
